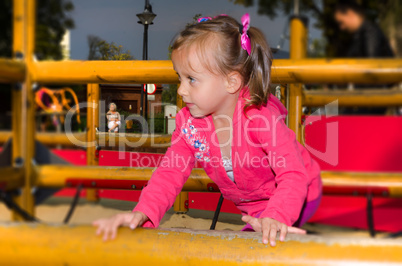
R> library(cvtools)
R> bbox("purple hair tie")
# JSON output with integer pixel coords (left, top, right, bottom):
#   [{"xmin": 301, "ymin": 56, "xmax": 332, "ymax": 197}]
[
  {"xmin": 197, "ymin": 16, "xmax": 212, "ymax": 23},
  {"xmin": 240, "ymin": 13, "xmax": 251, "ymax": 55},
  {"xmin": 197, "ymin": 14, "xmax": 228, "ymax": 23}
]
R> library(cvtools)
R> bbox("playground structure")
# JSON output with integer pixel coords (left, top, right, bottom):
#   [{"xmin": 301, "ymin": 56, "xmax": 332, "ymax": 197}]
[
  {"xmin": 35, "ymin": 86, "xmax": 81, "ymax": 125},
  {"xmin": 1, "ymin": 0, "xmax": 402, "ymax": 264}
]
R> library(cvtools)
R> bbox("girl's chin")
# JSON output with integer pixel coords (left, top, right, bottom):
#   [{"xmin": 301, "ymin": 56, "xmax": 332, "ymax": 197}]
[{"xmin": 189, "ymin": 110, "xmax": 210, "ymax": 118}]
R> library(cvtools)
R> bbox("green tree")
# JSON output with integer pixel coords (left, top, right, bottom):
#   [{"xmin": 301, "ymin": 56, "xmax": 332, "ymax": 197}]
[
  {"xmin": 230, "ymin": 0, "xmax": 396, "ymax": 57},
  {"xmin": 87, "ymin": 35, "xmax": 134, "ymax": 60},
  {"xmin": 0, "ymin": 0, "xmax": 74, "ymax": 59}
]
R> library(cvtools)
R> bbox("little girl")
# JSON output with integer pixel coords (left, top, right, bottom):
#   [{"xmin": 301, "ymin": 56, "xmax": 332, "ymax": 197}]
[
  {"xmin": 93, "ymin": 14, "xmax": 322, "ymax": 246},
  {"xmin": 106, "ymin": 103, "xmax": 121, "ymax": 133}
]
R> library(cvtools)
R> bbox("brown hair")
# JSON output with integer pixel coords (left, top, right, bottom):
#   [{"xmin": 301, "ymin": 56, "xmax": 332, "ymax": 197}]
[{"xmin": 171, "ymin": 15, "xmax": 273, "ymax": 112}]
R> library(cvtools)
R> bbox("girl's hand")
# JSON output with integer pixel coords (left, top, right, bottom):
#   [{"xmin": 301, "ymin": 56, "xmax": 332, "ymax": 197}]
[
  {"xmin": 92, "ymin": 211, "xmax": 148, "ymax": 241},
  {"xmin": 241, "ymin": 215, "xmax": 306, "ymax": 246}
]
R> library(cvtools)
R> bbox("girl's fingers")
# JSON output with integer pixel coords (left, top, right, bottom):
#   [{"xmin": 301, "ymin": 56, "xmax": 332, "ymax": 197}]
[
  {"xmin": 261, "ymin": 221, "xmax": 271, "ymax": 245},
  {"xmin": 288, "ymin": 226, "xmax": 307, "ymax": 234},
  {"xmin": 103, "ymin": 228, "xmax": 110, "ymax": 241},
  {"xmin": 269, "ymin": 224, "xmax": 278, "ymax": 246},
  {"xmin": 243, "ymin": 215, "xmax": 262, "ymax": 232},
  {"xmin": 279, "ymin": 224, "xmax": 287, "ymax": 242},
  {"xmin": 129, "ymin": 215, "xmax": 142, "ymax": 230},
  {"xmin": 241, "ymin": 215, "xmax": 252, "ymax": 224},
  {"xmin": 110, "ymin": 227, "xmax": 117, "ymax": 240},
  {"xmin": 96, "ymin": 225, "xmax": 103, "ymax": 236}
]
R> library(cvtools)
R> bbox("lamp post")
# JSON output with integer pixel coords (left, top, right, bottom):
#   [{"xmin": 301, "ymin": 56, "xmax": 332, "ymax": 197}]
[{"xmin": 137, "ymin": 0, "xmax": 156, "ymax": 123}]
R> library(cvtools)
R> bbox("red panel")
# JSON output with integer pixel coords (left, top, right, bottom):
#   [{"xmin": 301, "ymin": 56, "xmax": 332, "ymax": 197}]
[
  {"xmin": 309, "ymin": 196, "xmax": 402, "ymax": 233},
  {"xmin": 52, "ymin": 149, "xmax": 87, "ymax": 165},
  {"xmin": 304, "ymin": 116, "xmax": 402, "ymax": 171},
  {"xmin": 188, "ymin": 192, "xmax": 241, "ymax": 214}
]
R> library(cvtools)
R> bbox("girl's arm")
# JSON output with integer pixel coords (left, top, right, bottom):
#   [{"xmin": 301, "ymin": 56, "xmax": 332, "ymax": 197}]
[
  {"xmin": 133, "ymin": 114, "xmax": 195, "ymax": 228},
  {"xmin": 254, "ymin": 108, "xmax": 309, "ymax": 226},
  {"xmin": 93, "ymin": 111, "xmax": 195, "ymax": 240},
  {"xmin": 116, "ymin": 112, "xmax": 121, "ymax": 122}
]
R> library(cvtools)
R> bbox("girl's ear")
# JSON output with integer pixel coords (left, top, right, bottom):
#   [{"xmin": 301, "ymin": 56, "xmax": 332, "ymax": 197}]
[{"xmin": 226, "ymin": 71, "xmax": 243, "ymax": 94}]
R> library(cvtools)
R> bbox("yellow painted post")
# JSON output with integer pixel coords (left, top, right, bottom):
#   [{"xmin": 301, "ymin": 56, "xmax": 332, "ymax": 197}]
[
  {"xmin": 173, "ymin": 84, "xmax": 189, "ymax": 213},
  {"xmin": 11, "ymin": 0, "xmax": 37, "ymax": 219},
  {"xmin": 86, "ymin": 84, "xmax": 100, "ymax": 202},
  {"xmin": 287, "ymin": 16, "xmax": 308, "ymax": 142},
  {"xmin": 10, "ymin": 0, "xmax": 25, "ymax": 221}
]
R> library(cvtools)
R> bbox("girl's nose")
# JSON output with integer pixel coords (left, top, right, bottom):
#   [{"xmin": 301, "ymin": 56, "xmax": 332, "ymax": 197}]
[{"xmin": 177, "ymin": 84, "xmax": 187, "ymax": 97}]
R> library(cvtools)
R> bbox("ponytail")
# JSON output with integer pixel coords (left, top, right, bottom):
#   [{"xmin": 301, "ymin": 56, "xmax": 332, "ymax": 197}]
[{"xmin": 242, "ymin": 27, "xmax": 273, "ymax": 112}]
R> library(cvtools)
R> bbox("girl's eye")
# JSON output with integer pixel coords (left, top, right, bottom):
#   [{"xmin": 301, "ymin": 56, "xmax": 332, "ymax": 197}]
[{"xmin": 188, "ymin": 77, "xmax": 195, "ymax": 83}]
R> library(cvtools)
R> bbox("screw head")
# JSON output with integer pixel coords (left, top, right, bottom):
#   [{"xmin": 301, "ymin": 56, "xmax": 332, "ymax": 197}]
[
  {"xmin": 14, "ymin": 157, "xmax": 24, "ymax": 167},
  {"xmin": 15, "ymin": 51, "xmax": 23, "ymax": 59}
]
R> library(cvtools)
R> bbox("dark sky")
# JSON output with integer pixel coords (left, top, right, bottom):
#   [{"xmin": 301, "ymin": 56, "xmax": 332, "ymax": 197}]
[{"xmin": 69, "ymin": 0, "xmax": 321, "ymax": 60}]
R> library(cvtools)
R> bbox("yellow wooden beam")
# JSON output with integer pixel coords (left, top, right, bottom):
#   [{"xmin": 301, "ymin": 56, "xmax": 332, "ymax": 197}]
[
  {"xmin": 304, "ymin": 89, "xmax": 402, "ymax": 107},
  {"xmin": 1, "ymin": 58, "xmax": 402, "ymax": 85},
  {"xmin": 287, "ymin": 16, "xmax": 307, "ymax": 142},
  {"xmin": 29, "ymin": 59, "xmax": 402, "ymax": 84},
  {"xmin": 0, "ymin": 131, "xmax": 172, "ymax": 148},
  {"xmin": 0, "ymin": 59, "xmax": 25, "ymax": 83},
  {"xmin": 34, "ymin": 165, "xmax": 214, "ymax": 192},
  {"xmin": 322, "ymin": 171, "xmax": 402, "ymax": 197},
  {"xmin": 86, "ymin": 84, "xmax": 100, "ymax": 202},
  {"xmin": 0, "ymin": 224, "xmax": 401, "ymax": 265},
  {"xmin": 33, "ymin": 165, "xmax": 402, "ymax": 197},
  {"xmin": 11, "ymin": 0, "xmax": 26, "ymax": 221}
]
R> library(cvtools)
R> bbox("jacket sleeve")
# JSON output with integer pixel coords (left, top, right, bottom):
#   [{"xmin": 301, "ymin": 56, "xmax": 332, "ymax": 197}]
[
  {"xmin": 133, "ymin": 113, "xmax": 195, "ymax": 228},
  {"xmin": 255, "ymin": 108, "xmax": 309, "ymax": 226}
]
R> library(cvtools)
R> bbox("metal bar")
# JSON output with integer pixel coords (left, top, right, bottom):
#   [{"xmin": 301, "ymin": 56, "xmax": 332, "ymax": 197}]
[
  {"xmin": 0, "ymin": 59, "xmax": 25, "ymax": 83},
  {"xmin": 287, "ymin": 16, "xmax": 307, "ymax": 142},
  {"xmin": 1, "ymin": 224, "xmax": 402, "ymax": 265},
  {"xmin": 86, "ymin": 84, "xmax": 100, "ymax": 202},
  {"xmin": 173, "ymin": 192, "xmax": 189, "ymax": 213},
  {"xmin": 34, "ymin": 60, "xmax": 178, "ymax": 84},
  {"xmin": 21, "ymin": 0, "xmax": 36, "ymax": 218},
  {"xmin": 11, "ymin": 0, "xmax": 36, "ymax": 219},
  {"xmin": 10, "ymin": 0, "xmax": 26, "ymax": 221},
  {"xmin": 173, "ymin": 81, "xmax": 189, "ymax": 212},
  {"xmin": 29, "ymin": 59, "xmax": 402, "ymax": 84},
  {"xmin": 303, "ymin": 89, "xmax": 402, "ymax": 107},
  {"xmin": 0, "ymin": 131, "xmax": 173, "ymax": 148},
  {"xmin": 321, "ymin": 171, "xmax": 402, "ymax": 197},
  {"xmin": 34, "ymin": 165, "xmax": 215, "ymax": 192},
  {"xmin": 34, "ymin": 165, "xmax": 402, "ymax": 197}
]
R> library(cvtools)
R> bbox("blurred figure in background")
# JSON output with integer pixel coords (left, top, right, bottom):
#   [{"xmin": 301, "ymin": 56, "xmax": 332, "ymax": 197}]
[
  {"xmin": 334, "ymin": 1, "xmax": 394, "ymax": 58},
  {"xmin": 334, "ymin": 1, "xmax": 396, "ymax": 115}
]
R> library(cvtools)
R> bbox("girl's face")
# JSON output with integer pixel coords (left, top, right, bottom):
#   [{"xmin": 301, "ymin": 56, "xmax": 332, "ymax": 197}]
[
  {"xmin": 172, "ymin": 47, "xmax": 232, "ymax": 118},
  {"xmin": 110, "ymin": 104, "xmax": 115, "ymax": 111}
]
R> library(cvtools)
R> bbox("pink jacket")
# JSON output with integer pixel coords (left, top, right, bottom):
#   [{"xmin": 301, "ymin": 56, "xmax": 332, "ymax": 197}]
[{"xmin": 134, "ymin": 90, "xmax": 322, "ymax": 227}]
